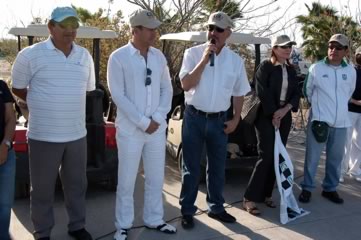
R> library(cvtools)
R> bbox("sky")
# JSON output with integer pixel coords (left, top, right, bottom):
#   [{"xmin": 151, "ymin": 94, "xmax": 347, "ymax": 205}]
[{"xmin": 0, "ymin": 0, "xmax": 360, "ymax": 43}]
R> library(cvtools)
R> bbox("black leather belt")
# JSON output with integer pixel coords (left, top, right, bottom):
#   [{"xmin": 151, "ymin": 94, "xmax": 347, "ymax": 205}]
[{"xmin": 187, "ymin": 105, "xmax": 225, "ymax": 118}]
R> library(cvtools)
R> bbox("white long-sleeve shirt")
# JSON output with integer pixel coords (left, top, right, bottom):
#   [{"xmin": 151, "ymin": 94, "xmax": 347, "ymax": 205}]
[
  {"xmin": 304, "ymin": 58, "xmax": 356, "ymax": 127},
  {"xmin": 107, "ymin": 42, "xmax": 173, "ymax": 136}
]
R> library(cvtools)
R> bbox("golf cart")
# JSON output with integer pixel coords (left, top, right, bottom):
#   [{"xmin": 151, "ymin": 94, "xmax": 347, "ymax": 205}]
[
  {"xmin": 160, "ymin": 31, "xmax": 271, "ymax": 178},
  {"xmin": 9, "ymin": 24, "xmax": 119, "ymax": 197}
]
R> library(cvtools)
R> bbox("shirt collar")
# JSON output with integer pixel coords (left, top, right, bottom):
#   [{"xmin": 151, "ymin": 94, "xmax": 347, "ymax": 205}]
[
  {"xmin": 323, "ymin": 57, "xmax": 348, "ymax": 67},
  {"xmin": 128, "ymin": 41, "xmax": 155, "ymax": 56},
  {"xmin": 45, "ymin": 37, "xmax": 77, "ymax": 53},
  {"xmin": 274, "ymin": 61, "xmax": 289, "ymax": 67}
]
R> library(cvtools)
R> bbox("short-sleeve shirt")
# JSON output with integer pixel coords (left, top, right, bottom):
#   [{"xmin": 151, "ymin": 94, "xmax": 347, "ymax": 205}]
[
  {"xmin": 11, "ymin": 37, "xmax": 96, "ymax": 142},
  {"xmin": 0, "ymin": 80, "xmax": 15, "ymax": 142},
  {"xmin": 179, "ymin": 43, "xmax": 251, "ymax": 112}
]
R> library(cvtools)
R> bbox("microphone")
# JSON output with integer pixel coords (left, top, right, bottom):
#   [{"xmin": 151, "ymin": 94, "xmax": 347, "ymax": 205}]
[{"xmin": 209, "ymin": 39, "xmax": 216, "ymax": 67}]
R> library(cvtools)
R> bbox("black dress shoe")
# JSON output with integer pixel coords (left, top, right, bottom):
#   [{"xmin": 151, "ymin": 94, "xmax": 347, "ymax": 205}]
[
  {"xmin": 181, "ymin": 215, "xmax": 194, "ymax": 229},
  {"xmin": 299, "ymin": 190, "xmax": 312, "ymax": 203},
  {"xmin": 322, "ymin": 191, "xmax": 344, "ymax": 204},
  {"xmin": 208, "ymin": 210, "xmax": 236, "ymax": 223},
  {"xmin": 68, "ymin": 228, "xmax": 93, "ymax": 240}
]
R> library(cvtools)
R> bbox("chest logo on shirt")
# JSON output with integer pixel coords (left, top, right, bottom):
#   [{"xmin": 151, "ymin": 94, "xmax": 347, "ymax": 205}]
[
  {"xmin": 322, "ymin": 74, "xmax": 328, "ymax": 78},
  {"xmin": 342, "ymin": 74, "xmax": 347, "ymax": 80}
]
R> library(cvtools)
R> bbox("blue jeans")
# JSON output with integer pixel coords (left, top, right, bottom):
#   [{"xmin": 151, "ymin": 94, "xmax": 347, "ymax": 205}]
[
  {"xmin": 179, "ymin": 106, "xmax": 228, "ymax": 215},
  {"xmin": 0, "ymin": 149, "xmax": 16, "ymax": 240},
  {"xmin": 301, "ymin": 122, "xmax": 347, "ymax": 192}
]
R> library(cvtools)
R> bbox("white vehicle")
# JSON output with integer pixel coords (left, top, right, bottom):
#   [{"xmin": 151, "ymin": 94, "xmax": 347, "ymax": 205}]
[{"xmin": 160, "ymin": 31, "xmax": 270, "ymax": 178}]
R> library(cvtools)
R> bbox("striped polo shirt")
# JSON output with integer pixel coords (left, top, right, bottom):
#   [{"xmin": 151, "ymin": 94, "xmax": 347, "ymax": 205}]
[{"xmin": 12, "ymin": 37, "xmax": 95, "ymax": 142}]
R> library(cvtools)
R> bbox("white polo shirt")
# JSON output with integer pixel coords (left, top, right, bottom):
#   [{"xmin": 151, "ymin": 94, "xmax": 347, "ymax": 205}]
[
  {"xmin": 107, "ymin": 42, "xmax": 173, "ymax": 136},
  {"xmin": 179, "ymin": 43, "xmax": 251, "ymax": 112},
  {"xmin": 12, "ymin": 37, "xmax": 95, "ymax": 142}
]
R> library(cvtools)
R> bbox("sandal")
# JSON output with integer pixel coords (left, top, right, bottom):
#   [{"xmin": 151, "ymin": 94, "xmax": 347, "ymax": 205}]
[
  {"xmin": 264, "ymin": 198, "xmax": 277, "ymax": 208},
  {"xmin": 242, "ymin": 199, "xmax": 261, "ymax": 216},
  {"xmin": 146, "ymin": 223, "xmax": 177, "ymax": 234}
]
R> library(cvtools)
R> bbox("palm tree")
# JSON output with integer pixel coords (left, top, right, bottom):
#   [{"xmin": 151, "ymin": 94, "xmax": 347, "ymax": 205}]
[{"xmin": 296, "ymin": 2, "xmax": 360, "ymax": 61}]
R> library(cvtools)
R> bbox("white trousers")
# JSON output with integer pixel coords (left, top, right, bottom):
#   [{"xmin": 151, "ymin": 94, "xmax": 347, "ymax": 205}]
[
  {"xmin": 114, "ymin": 129, "xmax": 166, "ymax": 231},
  {"xmin": 342, "ymin": 111, "xmax": 361, "ymax": 176}
]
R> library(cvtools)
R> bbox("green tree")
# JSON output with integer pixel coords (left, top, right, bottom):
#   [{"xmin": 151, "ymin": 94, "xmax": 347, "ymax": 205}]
[{"xmin": 296, "ymin": 2, "xmax": 361, "ymax": 62}]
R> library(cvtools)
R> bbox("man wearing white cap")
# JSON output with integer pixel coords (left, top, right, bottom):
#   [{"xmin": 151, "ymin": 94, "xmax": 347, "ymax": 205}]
[
  {"xmin": 179, "ymin": 12, "xmax": 250, "ymax": 228},
  {"xmin": 12, "ymin": 6, "xmax": 94, "ymax": 240},
  {"xmin": 299, "ymin": 34, "xmax": 356, "ymax": 204},
  {"xmin": 107, "ymin": 9, "xmax": 176, "ymax": 240}
]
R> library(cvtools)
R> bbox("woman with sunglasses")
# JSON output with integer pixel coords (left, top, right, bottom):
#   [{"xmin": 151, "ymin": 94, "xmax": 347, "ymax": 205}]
[{"xmin": 242, "ymin": 35, "xmax": 300, "ymax": 215}]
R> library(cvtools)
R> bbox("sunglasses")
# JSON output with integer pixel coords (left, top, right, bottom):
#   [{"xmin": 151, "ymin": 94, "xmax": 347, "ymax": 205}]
[
  {"xmin": 145, "ymin": 68, "xmax": 152, "ymax": 86},
  {"xmin": 279, "ymin": 45, "xmax": 292, "ymax": 49},
  {"xmin": 56, "ymin": 20, "xmax": 79, "ymax": 29},
  {"xmin": 208, "ymin": 25, "xmax": 225, "ymax": 33},
  {"xmin": 328, "ymin": 45, "xmax": 346, "ymax": 51}
]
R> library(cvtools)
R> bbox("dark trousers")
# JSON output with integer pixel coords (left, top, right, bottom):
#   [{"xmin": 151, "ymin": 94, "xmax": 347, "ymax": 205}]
[
  {"xmin": 179, "ymin": 106, "xmax": 228, "ymax": 215},
  {"xmin": 244, "ymin": 111, "xmax": 292, "ymax": 202},
  {"xmin": 29, "ymin": 137, "xmax": 87, "ymax": 239}
]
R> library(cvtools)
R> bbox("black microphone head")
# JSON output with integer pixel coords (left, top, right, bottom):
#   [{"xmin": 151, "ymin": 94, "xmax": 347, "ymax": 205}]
[{"xmin": 210, "ymin": 39, "xmax": 216, "ymax": 44}]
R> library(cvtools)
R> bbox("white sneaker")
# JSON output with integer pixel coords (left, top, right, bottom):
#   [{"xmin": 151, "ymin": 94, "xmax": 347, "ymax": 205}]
[
  {"xmin": 355, "ymin": 177, "xmax": 361, "ymax": 182},
  {"xmin": 114, "ymin": 229, "xmax": 128, "ymax": 240}
]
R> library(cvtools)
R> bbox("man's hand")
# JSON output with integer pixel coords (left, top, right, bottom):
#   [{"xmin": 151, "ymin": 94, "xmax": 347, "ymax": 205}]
[
  {"xmin": 0, "ymin": 144, "xmax": 8, "ymax": 165},
  {"xmin": 200, "ymin": 42, "xmax": 217, "ymax": 65},
  {"xmin": 145, "ymin": 119, "xmax": 160, "ymax": 134},
  {"xmin": 223, "ymin": 117, "xmax": 239, "ymax": 134}
]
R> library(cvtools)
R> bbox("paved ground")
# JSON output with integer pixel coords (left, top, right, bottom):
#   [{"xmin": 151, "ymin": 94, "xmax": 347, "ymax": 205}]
[{"xmin": 10, "ymin": 130, "xmax": 361, "ymax": 240}]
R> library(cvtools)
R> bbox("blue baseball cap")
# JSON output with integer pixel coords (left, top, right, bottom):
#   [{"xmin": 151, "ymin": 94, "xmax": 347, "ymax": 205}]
[{"xmin": 50, "ymin": 7, "xmax": 79, "ymax": 22}]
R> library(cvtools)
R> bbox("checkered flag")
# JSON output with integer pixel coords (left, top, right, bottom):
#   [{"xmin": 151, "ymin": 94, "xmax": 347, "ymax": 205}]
[{"xmin": 274, "ymin": 129, "xmax": 309, "ymax": 224}]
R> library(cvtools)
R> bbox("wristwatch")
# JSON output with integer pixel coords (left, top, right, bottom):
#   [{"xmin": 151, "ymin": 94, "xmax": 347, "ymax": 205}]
[{"xmin": 2, "ymin": 140, "xmax": 12, "ymax": 149}]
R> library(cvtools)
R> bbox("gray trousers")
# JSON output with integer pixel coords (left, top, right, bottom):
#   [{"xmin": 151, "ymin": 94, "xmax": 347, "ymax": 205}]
[{"xmin": 28, "ymin": 137, "xmax": 87, "ymax": 239}]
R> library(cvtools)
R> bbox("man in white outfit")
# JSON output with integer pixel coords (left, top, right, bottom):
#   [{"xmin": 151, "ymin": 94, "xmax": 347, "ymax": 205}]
[
  {"xmin": 107, "ymin": 9, "xmax": 176, "ymax": 240},
  {"xmin": 340, "ymin": 47, "xmax": 361, "ymax": 182}
]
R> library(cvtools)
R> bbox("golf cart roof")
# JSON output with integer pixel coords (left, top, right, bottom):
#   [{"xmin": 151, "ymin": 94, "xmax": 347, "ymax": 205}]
[
  {"xmin": 8, "ymin": 24, "xmax": 117, "ymax": 39},
  {"xmin": 160, "ymin": 31, "xmax": 270, "ymax": 45}
]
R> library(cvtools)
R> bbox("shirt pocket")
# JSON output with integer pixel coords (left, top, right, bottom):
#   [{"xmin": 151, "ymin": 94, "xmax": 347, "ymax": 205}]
[{"xmin": 222, "ymin": 72, "xmax": 237, "ymax": 93}]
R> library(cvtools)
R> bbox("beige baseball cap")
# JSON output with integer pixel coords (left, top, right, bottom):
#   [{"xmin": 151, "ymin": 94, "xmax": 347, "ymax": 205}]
[
  {"xmin": 271, "ymin": 35, "xmax": 296, "ymax": 47},
  {"xmin": 355, "ymin": 47, "xmax": 361, "ymax": 55},
  {"xmin": 207, "ymin": 11, "xmax": 234, "ymax": 29},
  {"xmin": 129, "ymin": 9, "xmax": 161, "ymax": 29},
  {"xmin": 328, "ymin": 34, "xmax": 349, "ymax": 47}
]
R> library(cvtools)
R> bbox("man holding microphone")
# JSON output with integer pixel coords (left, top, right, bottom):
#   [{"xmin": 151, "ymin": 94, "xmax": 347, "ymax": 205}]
[{"xmin": 178, "ymin": 12, "xmax": 251, "ymax": 229}]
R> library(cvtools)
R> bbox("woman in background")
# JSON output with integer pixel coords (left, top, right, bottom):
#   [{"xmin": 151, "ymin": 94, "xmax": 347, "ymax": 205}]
[{"xmin": 0, "ymin": 79, "xmax": 16, "ymax": 240}]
